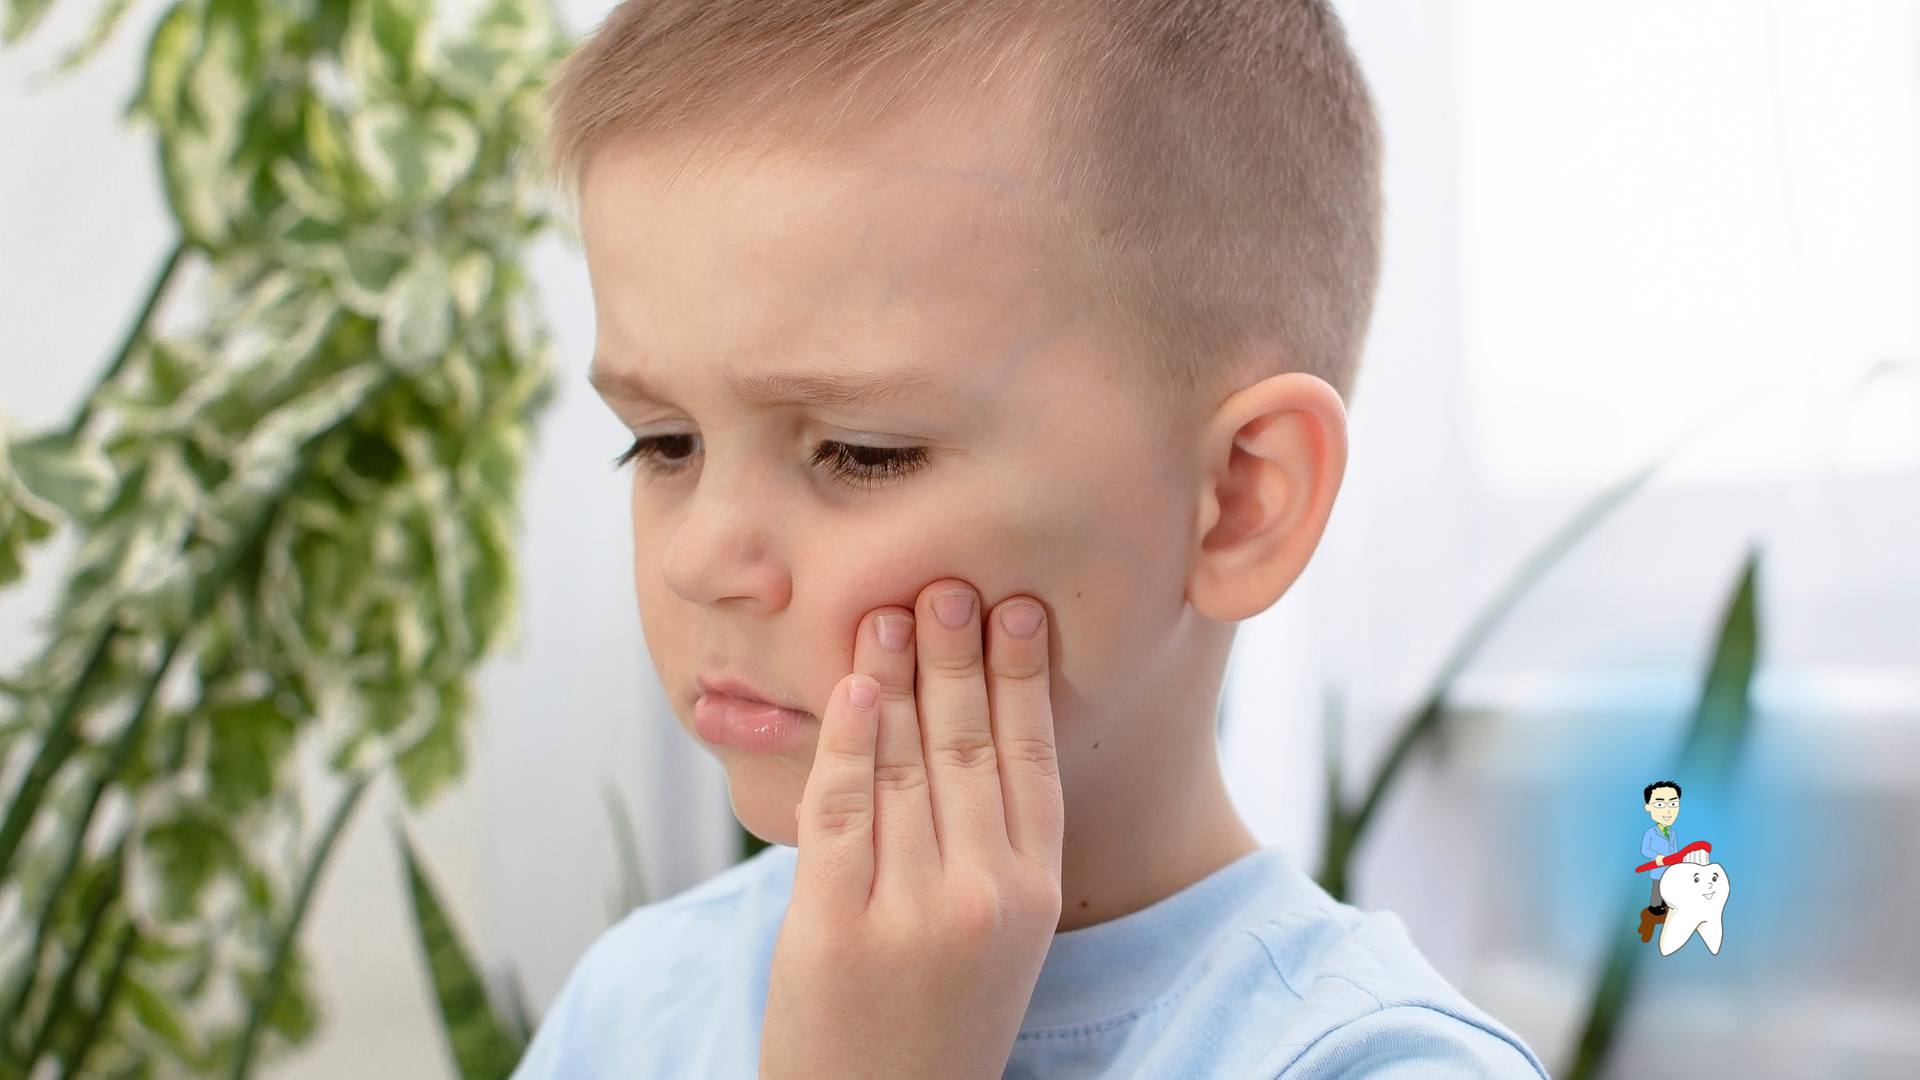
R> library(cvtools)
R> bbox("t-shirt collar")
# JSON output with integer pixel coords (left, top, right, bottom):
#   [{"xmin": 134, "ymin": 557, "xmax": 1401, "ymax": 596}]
[{"xmin": 1022, "ymin": 848, "xmax": 1328, "ymax": 1030}]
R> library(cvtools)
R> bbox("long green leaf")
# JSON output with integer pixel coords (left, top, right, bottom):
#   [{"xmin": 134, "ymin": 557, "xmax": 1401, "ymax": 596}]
[
  {"xmin": 228, "ymin": 776, "xmax": 370, "ymax": 1080},
  {"xmin": 1318, "ymin": 462, "xmax": 1658, "ymax": 898},
  {"xmin": 398, "ymin": 830, "xmax": 525, "ymax": 1080},
  {"xmin": 1562, "ymin": 549, "xmax": 1762, "ymax": 1080},
  {"xmin": 65, "ymin": 241, "xmax": 188, "ymax": 440}
]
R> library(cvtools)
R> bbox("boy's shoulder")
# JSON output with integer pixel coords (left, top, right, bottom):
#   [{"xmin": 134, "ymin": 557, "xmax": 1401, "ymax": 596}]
[
  {"xmin": 599, "ymin": 842, "xmax": 797, "ymax": 951},
  {"xmin": 1245, "ymin": 856, "xmax": 1546, "ymax": 1078},
  {"xmin": 1240, "ymin": 899, "xmax": 1547, "ymax": 1077},
  {"xmin": 513, "ymin": 847, "xmax": 796, "ymax": 1079},
  {"xmin": 1012, "ymin": 848, "xmax": 1546, "ymax": 1079},
  {"xmin": 566, "ymin": 841, "xmax": 797, "ymax": 1000}
]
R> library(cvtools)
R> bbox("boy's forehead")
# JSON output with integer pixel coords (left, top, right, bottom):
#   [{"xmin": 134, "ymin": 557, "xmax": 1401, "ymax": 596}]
[
  {"xmin": 578, "ymin": 129, "xmax": 1093, "ymax": 406},
  {"xmin": 578, "ymin": 124, "xmax": 1058, "ymax": 265}
]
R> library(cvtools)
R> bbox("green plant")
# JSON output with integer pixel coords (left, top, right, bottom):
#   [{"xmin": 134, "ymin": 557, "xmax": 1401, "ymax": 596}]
[
  {"xmin": 399, "ymin": 830, "xmax": 528, "ymax": 1080},
  {"xmin": 1317, "ymin": 461, "xmax": 1658, "ymax": 899},
  {"xmin": 401, "ymin": 775, "xmax": 658, "ymax": 1078},
  {"xmin": 0, "ymin": 0, "xmax": 565, "ymax": 1072}
]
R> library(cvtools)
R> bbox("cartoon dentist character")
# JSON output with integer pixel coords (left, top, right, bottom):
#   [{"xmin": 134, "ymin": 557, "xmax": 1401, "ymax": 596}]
[
  {"xmin": 1634, "ymin": 779, "xmax": 1730, "ymax": 953},
  {"xmin": 1638, "ymin": 780, "xmax": 1683, "ymax": 939}
]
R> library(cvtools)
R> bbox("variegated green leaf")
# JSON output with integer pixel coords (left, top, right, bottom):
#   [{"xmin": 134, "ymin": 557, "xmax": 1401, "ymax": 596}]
[
  {"xmin": 379, "ymin": 252, "xmax": 455, "ymax": 372},
  {"xmin": 350, "ymin": 104, "xmax": 478, "ymax": 206},
  {"xmin": 219, "ymin": 365, "xmax": 385, "ymax": 512},
  {"xmin": 8, "ymin": 433, "xmax": 116, "ymax": 522},
  {"xmin": 54, "ymin": 0, "xmax": 133, "ymax": 71},
  {"xmin": 2, "ymin": 0, "xmax": 55, "ymax": 44},
  {"xmin": 450, "ymin": 251, "xmax": 493, "ymax": 317},
  {"xmin": 393, "ymin": 681, "xmax": 467, "ymax": 807},
  {"xmin": 135, "ymin": 4, "xmax": 197, "ymax": 133}
]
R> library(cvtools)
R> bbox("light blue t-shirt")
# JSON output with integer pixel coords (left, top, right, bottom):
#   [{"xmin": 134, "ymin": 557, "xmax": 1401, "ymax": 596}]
[{"xmin": 514, "ymin": 845, "xmax": 1545, "ymax": 1079}]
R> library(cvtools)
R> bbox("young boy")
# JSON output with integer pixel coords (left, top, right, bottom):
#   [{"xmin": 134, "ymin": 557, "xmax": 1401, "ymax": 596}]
[{"xmin": 517, "ymin": 1, "xmax": 1545, "ymax": 1076}]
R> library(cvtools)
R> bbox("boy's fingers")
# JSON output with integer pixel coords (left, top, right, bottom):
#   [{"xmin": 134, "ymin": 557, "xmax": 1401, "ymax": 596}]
[
  {"xmin": 793, "ymin": 673, "xmax": 881, "ymax": 918},
  {"xmin": 985, "ymin": 597, "xmax": 1062, "ymax": 868},
  {"xmin": 857, "ymin": 607, "xmax": 940, "ymax": 883},
  {"xmin": 913, "ymin": 581, "xmax": 1008, "ymax": 859}
]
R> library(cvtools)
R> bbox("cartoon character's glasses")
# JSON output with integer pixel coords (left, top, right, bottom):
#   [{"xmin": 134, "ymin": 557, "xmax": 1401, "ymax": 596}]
[{"xmin": 1650, "ymin": 799, "xmax": 1679, "ymax": 808}]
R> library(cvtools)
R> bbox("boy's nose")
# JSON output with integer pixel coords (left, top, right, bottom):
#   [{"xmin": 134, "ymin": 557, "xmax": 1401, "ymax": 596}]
[{"xmin": 659, "ymin": 472, "xmax": 792, "ymax": 612}]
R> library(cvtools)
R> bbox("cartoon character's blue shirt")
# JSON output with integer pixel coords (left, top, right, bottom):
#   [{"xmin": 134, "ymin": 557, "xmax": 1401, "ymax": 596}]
[
  {"xmin": 1642, "ymin": 824, "xmax": 1682, "ymax": 879},
  {"xmin": 514, "ymin": 845, "xmax": 1544, "ymax": 1079}
]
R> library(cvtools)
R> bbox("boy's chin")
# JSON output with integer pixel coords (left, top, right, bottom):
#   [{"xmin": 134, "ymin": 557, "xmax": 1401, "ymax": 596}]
[{"xmin": 726, "ymin": 758, "xmax": 807, "ymax": 849}]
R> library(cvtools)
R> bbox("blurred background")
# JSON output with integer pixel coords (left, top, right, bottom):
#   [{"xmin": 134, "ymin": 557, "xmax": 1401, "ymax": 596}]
[{"xmin": 3, "ymin": 0, "xmax": 1916, "ymax": 1077}]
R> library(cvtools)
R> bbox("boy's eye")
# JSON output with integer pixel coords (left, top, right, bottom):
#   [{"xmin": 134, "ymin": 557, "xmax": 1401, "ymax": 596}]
[
  {"xmin": 616, "ymin": 433, "xmax": 701, "ymax": 474},
  {"xmin": 809, "ymin": 441, "xmax": 930, "ymax": 487},
  {"xmin": 615, "ymin": 435, "xmax": 929, "ymax": 487}
]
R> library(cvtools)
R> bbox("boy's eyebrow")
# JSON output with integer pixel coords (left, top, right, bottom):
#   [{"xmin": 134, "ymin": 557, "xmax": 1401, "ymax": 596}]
[{"xmin": 588, "ymin": 364, "xmax": 960, "ymax": 412}]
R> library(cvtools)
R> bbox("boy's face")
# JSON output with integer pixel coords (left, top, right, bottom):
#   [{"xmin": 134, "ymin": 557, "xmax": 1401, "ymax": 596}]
[
  {"xmin": 1647, "ymin": 788, "xmax": 1680, "ymax": 828},
  {"xmin": 580, "ymin": 125, "xmax": 1209, "ymax": 845}
]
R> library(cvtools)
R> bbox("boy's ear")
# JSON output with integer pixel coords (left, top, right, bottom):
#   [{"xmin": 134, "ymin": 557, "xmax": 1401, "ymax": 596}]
[{"xmin": 1187, "ymin": 372, "xmax": 1348, "ymax": 622}]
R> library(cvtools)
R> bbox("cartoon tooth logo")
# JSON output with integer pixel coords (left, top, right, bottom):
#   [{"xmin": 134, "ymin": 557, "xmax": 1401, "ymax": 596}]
[{"xmin": 1656, "ymin": 856, "xmax": 1729, "ymax": 956}]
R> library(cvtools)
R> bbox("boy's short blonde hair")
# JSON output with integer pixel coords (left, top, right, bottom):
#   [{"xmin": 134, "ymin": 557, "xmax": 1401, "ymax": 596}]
[{"xmin": 548, "ymin": 0, "xmax": 1382, "ymax": 400}]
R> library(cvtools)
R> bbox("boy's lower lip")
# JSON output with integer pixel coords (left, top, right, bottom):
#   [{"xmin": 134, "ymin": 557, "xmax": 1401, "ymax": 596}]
[{"xmin": 693, "ymin": 691, "xmax": 814, "ymax": 754}]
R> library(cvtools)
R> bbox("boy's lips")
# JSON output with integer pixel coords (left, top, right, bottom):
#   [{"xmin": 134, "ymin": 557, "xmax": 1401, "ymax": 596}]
[{"xmin": 693, "ymin": 676, "xmax": 817, "ymax": 755}]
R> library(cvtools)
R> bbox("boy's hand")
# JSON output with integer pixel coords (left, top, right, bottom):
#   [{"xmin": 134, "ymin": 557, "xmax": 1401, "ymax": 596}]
[{"xmin": 760, "ymin": 581, "xmax": 1064, "ymax": 1080}]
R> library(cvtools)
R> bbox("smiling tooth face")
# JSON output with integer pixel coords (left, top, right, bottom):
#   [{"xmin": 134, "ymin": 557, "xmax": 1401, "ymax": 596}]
[{"xmin": 1657, "ymin": 861, "xmax": 1730, "ymax": 956}]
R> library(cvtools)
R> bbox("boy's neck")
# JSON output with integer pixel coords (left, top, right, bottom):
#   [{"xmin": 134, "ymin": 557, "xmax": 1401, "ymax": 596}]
[{"xmin": 1054, "ymin": 724, "xmax": 1258, "ymax": 933}]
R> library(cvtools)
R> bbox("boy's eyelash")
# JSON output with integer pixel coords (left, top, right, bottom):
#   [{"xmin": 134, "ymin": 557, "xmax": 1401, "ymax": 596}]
[
  {"xmin": 807, "ymin": 441, "xmax": 930, "ymax": 487},
  {"xmin": 614, "ymin": 435, "xmax": 930, "ymax": 487},
  {"xmin": 615, "ymin": 434, "xmax": 700, "ymax": 474}
]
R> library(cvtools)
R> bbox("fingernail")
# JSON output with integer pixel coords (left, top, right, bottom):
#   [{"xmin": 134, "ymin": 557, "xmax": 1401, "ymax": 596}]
[
  {"xmin": 999, "ymin": 602, "xmax": 1043, "ymax": 639},
  {"xmin": 933, "ymin": 589, "xmax": 975, "ymax": 629},
  {"xmin": 876, "ymin": 615, "xmax": 913, "ymax": 652},
  {"xmin": 848, "ymin": 678, "xmax": 878, "ymax": 712}
]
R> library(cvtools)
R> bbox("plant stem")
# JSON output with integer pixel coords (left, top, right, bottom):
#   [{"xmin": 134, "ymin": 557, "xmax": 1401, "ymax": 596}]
[
  {"xmin": 0, "ymin": 623, "xmax": 119, "ymax": 883},
  {"xmin": 66, "ymin": 240, "xmax": 189, "ymax": 440},
  {"xmin": 9, "ymin": 847, "xmax": 123, "ymax": 1073},
  {"xmin": 0, "ymin": 650, "xmax": 178, "ymax": 1036},
  {"xmin": 51, "ymin": 923, "xmax": 137, "ymax": 1080},
  {"xmin": 228, "ymin": 774, "xmax": 370, "ymax": 1080}
]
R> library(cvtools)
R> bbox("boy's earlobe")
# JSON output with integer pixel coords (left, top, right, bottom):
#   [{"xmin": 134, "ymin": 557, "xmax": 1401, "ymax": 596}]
[{"xmin": 1187, "ymin": 372, "xmax": 1347, "ymax": 623}]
